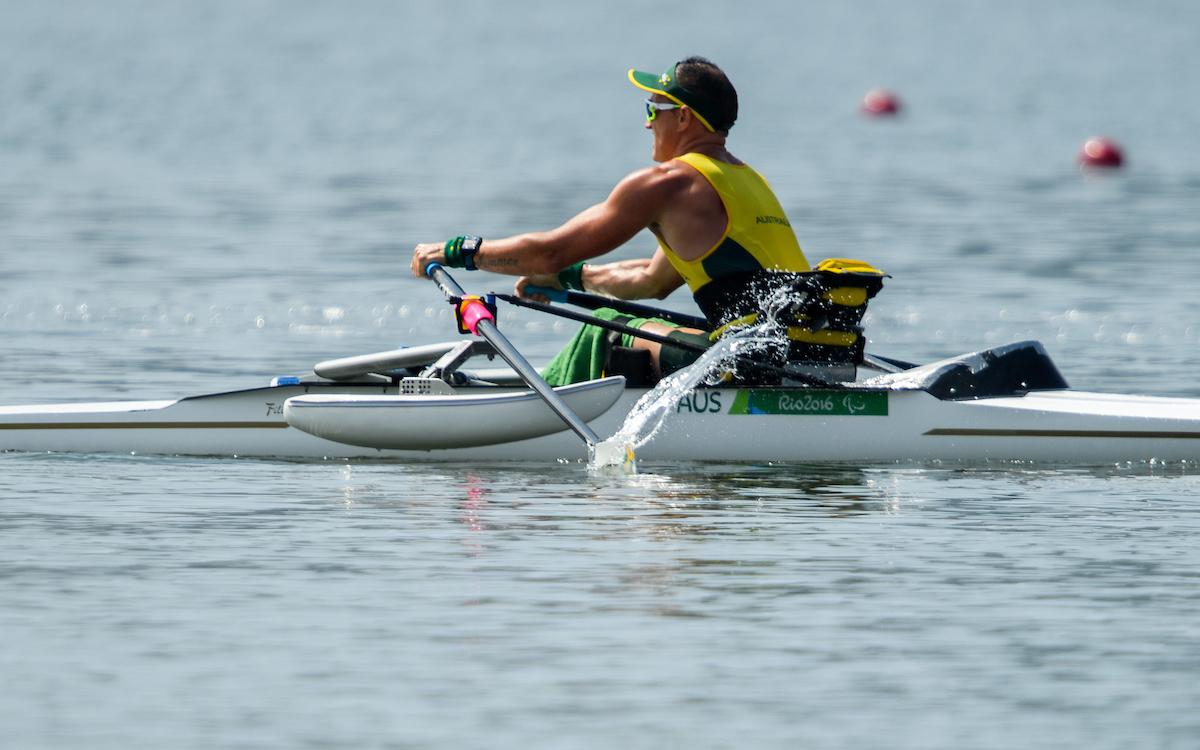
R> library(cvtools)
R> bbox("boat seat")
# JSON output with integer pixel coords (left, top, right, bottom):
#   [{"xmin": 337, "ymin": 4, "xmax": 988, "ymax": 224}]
[{"xmin": 602, "ymin": 334, "xmax": 656, "ymax": 387}]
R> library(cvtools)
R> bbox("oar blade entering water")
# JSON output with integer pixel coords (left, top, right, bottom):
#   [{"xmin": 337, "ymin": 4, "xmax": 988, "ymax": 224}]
[{"xmin": 589, "ymin": 439, "xmax": 637, "ymax": 473}]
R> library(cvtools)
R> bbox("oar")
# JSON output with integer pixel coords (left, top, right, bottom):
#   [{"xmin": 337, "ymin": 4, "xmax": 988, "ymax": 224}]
[
  {"xmin": 526, "ymin": 285, "xmax": 914, "ymax": 374},
  {"xmin": 497, "ymin": 293, "xmax": 709, "ymax": 353},
  {"xmin": 525, "ymin": 285, "xmax": 708, "ymax": 328},
  {"xmin": 496, "ymin": 291, "xmax": 830, "ymax": 387},
  {"xmin": 424, "ymin": 264, "xmax": 633, "ymax": 468}
]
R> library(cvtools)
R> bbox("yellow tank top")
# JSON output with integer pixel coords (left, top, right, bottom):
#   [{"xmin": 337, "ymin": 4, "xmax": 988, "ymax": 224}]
[{"xmin": 658, "ymin": 152, "xmax": 810, "ymax": 292}]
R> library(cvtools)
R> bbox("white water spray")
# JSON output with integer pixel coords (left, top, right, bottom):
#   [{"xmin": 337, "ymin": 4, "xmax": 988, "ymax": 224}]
[{"xmin": 589, "ymin": 287, "xmax": 802, "ymax": 470}]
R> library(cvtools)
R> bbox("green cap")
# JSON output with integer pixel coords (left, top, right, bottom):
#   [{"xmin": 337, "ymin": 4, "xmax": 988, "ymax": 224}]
[{"xmin": 628, "ymin": 63, "xmax": 720, "ymax": 133}]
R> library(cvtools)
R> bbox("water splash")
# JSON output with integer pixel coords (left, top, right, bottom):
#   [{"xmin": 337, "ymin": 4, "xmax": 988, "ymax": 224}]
[
  {"xmin": 590, "ymin": 288, "xmax": 800, "ymax": 471},
  {"xmin": 587, "ymin": 440, "xmax": 637, "ymax": 474},
  {"xmin": 602, "ymin": 327, "xmax": 782, "ymax": 454}
]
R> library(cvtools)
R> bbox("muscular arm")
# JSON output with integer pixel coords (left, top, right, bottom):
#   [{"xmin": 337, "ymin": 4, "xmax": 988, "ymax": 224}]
[
  {"xmin": 410, "ymin": 165, "xmax": 688, "ymax": 278},
  {"xmin": 581, "ymin": 250, "xmax": 685, "ymax": 300},
  {"xmin": 514, "ymin": 249, "xmax": 685, "ymax": 301}
]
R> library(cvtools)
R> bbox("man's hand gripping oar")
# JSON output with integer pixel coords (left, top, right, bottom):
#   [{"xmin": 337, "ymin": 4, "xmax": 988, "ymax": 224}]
[{"xmin": 423, "ymin": 263, "xmax": 635, "ymax": 472}]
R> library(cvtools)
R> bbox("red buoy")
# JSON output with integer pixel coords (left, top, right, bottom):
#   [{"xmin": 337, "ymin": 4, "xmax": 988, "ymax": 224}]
[
  {"xmin": 1079, "ymin": 137, "xmax": 1124, "ymax": 168},
  {"xmin": 861, "ymin": 89, "xmax": 901, "ymax": 117}
]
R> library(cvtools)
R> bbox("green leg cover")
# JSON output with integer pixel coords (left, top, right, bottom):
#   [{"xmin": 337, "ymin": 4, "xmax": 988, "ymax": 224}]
[{"xmin": 540, "ymin": 308, "xmax": 688, "ymax": 385}]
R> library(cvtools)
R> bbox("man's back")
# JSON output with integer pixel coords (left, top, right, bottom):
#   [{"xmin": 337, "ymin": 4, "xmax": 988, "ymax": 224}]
[{"xmin": 649, "ymin": 149, "xmax": 739, "ymax": 263}]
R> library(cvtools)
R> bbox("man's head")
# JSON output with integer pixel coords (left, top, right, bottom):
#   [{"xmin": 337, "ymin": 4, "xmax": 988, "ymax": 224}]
[{"xmin": 628, "ymin": 57, "xmax": 738, "ymax": 136}]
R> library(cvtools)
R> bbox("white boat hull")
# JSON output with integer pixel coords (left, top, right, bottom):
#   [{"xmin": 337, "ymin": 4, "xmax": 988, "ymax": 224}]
[{"xmin": 3, "ymin": 381, "xmax": 1200, "ymax": 463}]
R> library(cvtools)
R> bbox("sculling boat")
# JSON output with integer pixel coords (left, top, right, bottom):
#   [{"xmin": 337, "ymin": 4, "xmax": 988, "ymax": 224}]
[{"xmin": 3, "ymin": 336, "xmax": 1200, "ymax": 463}]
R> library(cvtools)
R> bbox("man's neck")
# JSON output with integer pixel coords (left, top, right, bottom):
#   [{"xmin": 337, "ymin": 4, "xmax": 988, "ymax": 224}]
[{"xmin": 670, "ymin": 132, "xmax": 733, "ymax": 162}]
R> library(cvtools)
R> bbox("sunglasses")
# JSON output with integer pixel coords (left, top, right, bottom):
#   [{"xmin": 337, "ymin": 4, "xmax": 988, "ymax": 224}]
[{"xmin": 645, "ymin": 99, "xmax": 682, "ymax": 123}]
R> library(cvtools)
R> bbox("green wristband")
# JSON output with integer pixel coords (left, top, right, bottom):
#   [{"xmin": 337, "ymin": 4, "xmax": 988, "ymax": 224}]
[
  {"xmin": 442, "ymin": 235, "xmax": 482, "ymax": 270},
  {"xmin": 443, "ymin": 236, "xmax": 465, "ymax": 268},
  {"xmin": 557, "ymin": 261, "xmax": 587, "ymax": 291}
]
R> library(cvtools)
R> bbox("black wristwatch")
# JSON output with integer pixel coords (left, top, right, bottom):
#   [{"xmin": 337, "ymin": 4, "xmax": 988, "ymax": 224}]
[{"xmin": 461, "ymin": 235, "xmax": 482, "ymax": 271}]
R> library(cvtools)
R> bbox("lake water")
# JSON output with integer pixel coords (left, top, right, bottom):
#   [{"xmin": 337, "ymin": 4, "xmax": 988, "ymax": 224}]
[{"xmin": 3, "ymin": 1, "xmax": 1200, "ymax": 747}]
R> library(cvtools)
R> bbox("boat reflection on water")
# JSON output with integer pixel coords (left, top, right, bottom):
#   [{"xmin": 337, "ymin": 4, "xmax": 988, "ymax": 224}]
[
  {"xmin": 458, "ymin": 473, "xmax": 490, "ymax": 555},
  {"xmin": 426, "ymin": 458, "xmax": 1200, "ymax": 554},
  {"xmin": 284, "ymin": 458, "xmax": 1200, "ymax": 628},
  {"xmin": 321, "ymin": 458, "xmax": 1199, "ymax": 563}
]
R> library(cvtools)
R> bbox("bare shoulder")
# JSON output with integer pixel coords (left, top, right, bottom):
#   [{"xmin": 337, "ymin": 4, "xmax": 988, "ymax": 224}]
[{"xmin": 611, "ymin": 161, "xmax": 702, "ymax": 201}]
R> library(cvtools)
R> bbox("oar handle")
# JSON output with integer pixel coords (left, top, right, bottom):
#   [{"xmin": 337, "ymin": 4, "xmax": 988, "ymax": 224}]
[
  {"xmin": 524, "ymin": 285, "xmax": 569, "ymax": 303},
  {"xmin": 425, "ymin": 262, "xmax": 463, "ymax": 295}
]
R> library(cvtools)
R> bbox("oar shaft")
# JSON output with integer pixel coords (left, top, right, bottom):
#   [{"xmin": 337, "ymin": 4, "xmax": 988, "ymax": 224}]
[
  {"xmin": 522, "ymin": 286, "xmax": 914, "ymax": 376},
  {"xmin": 496, "ymin": 293, "xmax": 827, "ymax": 387},
  {"xmin": 524, "ymin": 285, "xmax": 709, "ymax": 329},
  {"xmin": 495, "ymin": 293, "xmax": 708, "ymax": 354},
  {"xmin": 427, "ymin": 265, "xmax": 602, "ymax": 447},
  {"xmin": 476, "ymin": 319, "xmax": 602, "ymax": 445}
]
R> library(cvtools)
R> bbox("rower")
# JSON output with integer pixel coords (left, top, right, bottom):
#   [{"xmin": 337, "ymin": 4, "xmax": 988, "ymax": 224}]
[{"xmin": 410, "ymin": 56, "xmax": 885, "ymax": 385}]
